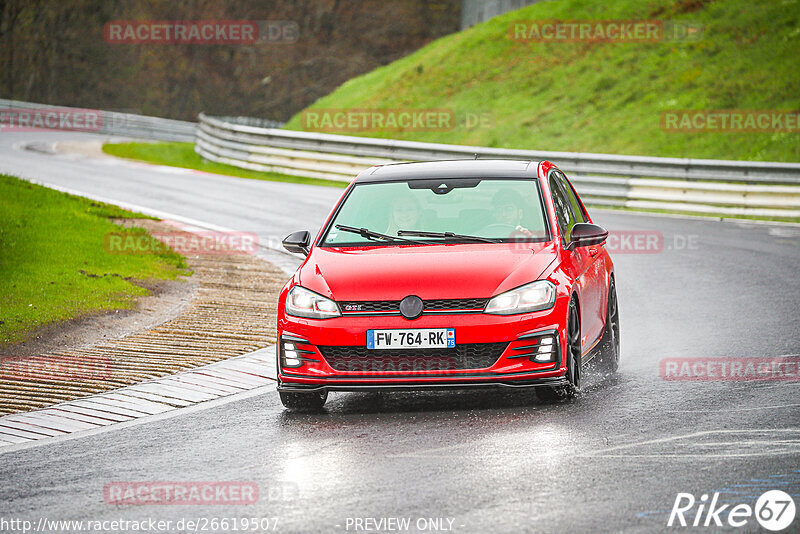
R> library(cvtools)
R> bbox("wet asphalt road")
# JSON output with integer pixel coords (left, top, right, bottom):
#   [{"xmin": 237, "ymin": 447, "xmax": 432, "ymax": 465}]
[{"xmin": 0, "ymin": 132, "xmax": 799, "ymax": 533}]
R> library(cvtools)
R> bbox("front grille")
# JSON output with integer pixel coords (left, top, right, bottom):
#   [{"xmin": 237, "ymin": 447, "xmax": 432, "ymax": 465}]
[
  {"xmin": 318, "ymin": 342, "xmax": 507, "ymax": 372},
  {"xmin": 339, "ymin": 298, "xmax": 489, "ymax": 314},
  {"xmin": 340, "ymin": 301, "xmax": 399, "ymax": 313},
  {"xmin": 424, "ymin": 298, "xmax": 489, "ymax": 311}
]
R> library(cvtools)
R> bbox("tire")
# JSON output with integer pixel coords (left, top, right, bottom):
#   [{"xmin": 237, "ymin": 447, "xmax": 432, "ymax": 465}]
[
  {"xmin": 538, "ymin": 298, "xmax": 581, "ymax": 402},
  {"xmin": 599, "ymin": 279, "xmax": 620, "ymax": 374},
  {"xmin": 279, "ymin": 390, "xmax": 328, "ymax": 412}
]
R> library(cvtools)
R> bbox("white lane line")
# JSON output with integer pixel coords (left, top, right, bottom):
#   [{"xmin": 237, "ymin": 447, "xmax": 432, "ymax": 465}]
[
  {"xmin": 580, "ymin": 429, "xmax": 800, "ymax": 459},
  {"xmin": 100, "ymin": 393, "xmax": 176, "ymax": 414},
  {"xmin": 149, "ymin": 379, "xmax": 224, "ymax": 401},
  {"xmin": 170, "ymin": 375, "xmax": 245, "ymax": 395},
  {"xmin": 190, "ymin": 370, "xmax": 267, "ymax": 389},
  {"xmin": 222, "ymin": 361, "xmax": 274, "ymax": 378},
  {"xmin": 0, "ymin": 426, "xmax": 49, "ymax": 440},
  {"xmin": 4, "ymin": 413, "xmax": 100, "ymax": 433},
  {"xmin": 585, "ymin": 429, "xmax": 800, "ymax": 455},
  {"xmin": 53, "ymin": 405, "xmax": 133, "ymax": 423},
  {"xmin": 0, "ymin": 347, "xmax": 278, "ymax": 451},
  {"xmin": 0, "ymin": 420, "xmax": 66, "ymax": 437},
  {"xmin": 113, "ymin": 389, "xmax": 193, "ymax": 407},
  {"xmin": 665, "ymin": 403, "xmax": 800, "ymax": 413},
  {"xmin": 40, "ymin": 408, "xmax": 116, "ymax": 426},
  {"xmin": 130, "ymin": 382, "xmax": 216, "ymax": 403},
  {"xmin": 586, "ymin": 452, "xmax": 800, "ymax": 459},
  {"xmin": 81, "ymin": 396, "xmax": 173, "ymax": 416},
  {"xmin": 0, "ymin": 432, "xmax": 33, "ymax": 444},
  {"xmin": 0, "ymin": 384, "xmax": 275, "ymax": 455},
  {"xmin": 196, "ymin": 368, "xmax": 268, "ymax": 387},
  {"xmin": 174, "ymin": 371, "xmax": 252, "ymax": 391},
  {"xmin": 79, "ymin": 395, "xmax": 163, "ymax": 414},
  {"xmin": 593, "ymin": 206, "xmax": 800, "ymax": 227},
  {"xmin": 189, "ymin": 368, "xmax": 263, "ymax": 387},
  {"xmin": 65, "ymin": 399, "xmax": 153, "ymax": 418}
]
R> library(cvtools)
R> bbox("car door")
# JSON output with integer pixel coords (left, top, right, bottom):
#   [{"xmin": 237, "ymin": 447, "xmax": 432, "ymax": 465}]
[{"xmin": 549, "ymin": 171, "xmax": 605, "ymax": 352}]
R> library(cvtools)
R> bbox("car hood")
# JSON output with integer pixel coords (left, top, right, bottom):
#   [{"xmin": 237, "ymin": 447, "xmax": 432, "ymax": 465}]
[{"xmin": 296, "ymin": 242, "xmax": 558, "ymax": 301}]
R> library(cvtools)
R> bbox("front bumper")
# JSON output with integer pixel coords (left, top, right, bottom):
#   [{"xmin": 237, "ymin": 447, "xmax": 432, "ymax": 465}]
[
  {"xmin": 277, "ymin": 376, "xmax": 570, "ymax": 393},
  {"xmin": 277, "ymin": 302, "xmax": 569, "ymax": 391}
]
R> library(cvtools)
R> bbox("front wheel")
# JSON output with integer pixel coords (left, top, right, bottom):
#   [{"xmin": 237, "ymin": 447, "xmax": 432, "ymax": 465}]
[
  {"xmin": 538, "ymin": 299, "xmax": 581, "ymax": 402},
  {"xmin": 279, "ymin": 390, "xmax": 328, "ymax": 412}
]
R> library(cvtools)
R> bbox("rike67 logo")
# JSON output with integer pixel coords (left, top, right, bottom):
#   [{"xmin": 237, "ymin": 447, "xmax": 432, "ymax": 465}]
[{"xmin": 668, "ymin": 490, "xmax": 796, "ymax": 531}]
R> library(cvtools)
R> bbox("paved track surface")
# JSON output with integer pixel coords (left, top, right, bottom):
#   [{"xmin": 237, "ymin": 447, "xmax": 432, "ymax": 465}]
[{"xmin": 1, "ymin": 132, "xmax": 799, "ymax": 533}]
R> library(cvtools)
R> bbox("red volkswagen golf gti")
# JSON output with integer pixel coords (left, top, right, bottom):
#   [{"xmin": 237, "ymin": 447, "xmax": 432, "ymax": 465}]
[{"xmin": 276, "ymin": 160, "xmax": 619, "ymax": 410}]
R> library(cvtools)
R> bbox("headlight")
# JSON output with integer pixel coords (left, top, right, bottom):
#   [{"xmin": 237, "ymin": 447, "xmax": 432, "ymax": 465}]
[
  {"xmin": 485, "ymin": 281, "xmax": 556, "ymax": 315},
  {"xmin": 286, "ymin": 286, "xmax": 340, "ymax": 319}
]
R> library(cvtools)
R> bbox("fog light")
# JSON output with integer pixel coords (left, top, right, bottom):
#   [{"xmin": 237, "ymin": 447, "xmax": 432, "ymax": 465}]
[
  {"xmin": 510, "ymin": 330, "xmax": 559, "ymax": 364},
  {"xmin": 280, "ymin": 335, "xmax": 320, "ymax": 369},
  {"xmin": 530, "ymin": 333, "xmax": 556, "ymax": 363},
  {"xmin": 281, "ymin": 341, "xmax": 304, "ymax": 368}
]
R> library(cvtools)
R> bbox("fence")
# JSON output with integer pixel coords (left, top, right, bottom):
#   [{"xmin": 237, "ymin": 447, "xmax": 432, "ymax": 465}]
[
  {"xmin": 195, "ymin": 113, "xmax": 800, "ymax": 219},
  {"xmin": 0, "ymin": 99, "xmax": 195, "ymax": 142}
]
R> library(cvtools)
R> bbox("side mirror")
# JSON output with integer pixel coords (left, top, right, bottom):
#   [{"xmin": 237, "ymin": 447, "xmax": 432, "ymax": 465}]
[
  {"xmin": 569, "ymin": 223, "xmax": 608, "ymax": 249},
  {"xmin": 282, "ymin": 230, "xmax": 311, "ymax": 256}
]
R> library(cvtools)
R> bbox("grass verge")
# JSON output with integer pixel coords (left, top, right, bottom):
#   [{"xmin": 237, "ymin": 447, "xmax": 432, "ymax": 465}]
[
  {"xmin": 285, "ymin": 0, "xmax": 800, "ymax": 163},
  {"xmin": 0, "ymin": 174, "xmax": 190, "ymax": 346},
  {"xmin": 102, "ymin": 141, "xmax": 348, "ymax": 189}
]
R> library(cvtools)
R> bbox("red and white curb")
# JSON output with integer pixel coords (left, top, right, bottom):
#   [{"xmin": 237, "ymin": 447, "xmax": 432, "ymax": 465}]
[{"xmin": 0, "ymin": 346, "xmax": 277, "ymax": 448}]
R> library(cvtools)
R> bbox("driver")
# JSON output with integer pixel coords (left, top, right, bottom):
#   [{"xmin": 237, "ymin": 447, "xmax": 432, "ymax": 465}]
[
  {"xmin": 386, "ymin": 195, "xmax": 421, "ymax": 236},
  {"xmin": 491, "ymin": 189, "xmax": 533, "ymax": 237}
]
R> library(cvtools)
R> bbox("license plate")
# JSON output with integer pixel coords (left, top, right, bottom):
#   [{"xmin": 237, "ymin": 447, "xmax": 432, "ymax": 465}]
[{"xmin": 367, "ymin": 328, "xmax": 455, "ymax": 350}]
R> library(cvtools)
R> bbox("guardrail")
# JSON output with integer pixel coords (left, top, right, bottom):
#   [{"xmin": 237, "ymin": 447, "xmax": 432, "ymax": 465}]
[
  {"xmin": 0, "ymin": 99, "xmax": 196, "ymax": 142},
  {"xmin": 196, "ymin": 113, "xmax": 800, "ymax": 219}
]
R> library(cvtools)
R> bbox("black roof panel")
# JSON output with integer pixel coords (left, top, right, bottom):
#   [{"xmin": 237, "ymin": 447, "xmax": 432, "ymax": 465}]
[{"xmin": 356, "ymin": 159, "xmax": 540, "ymax": 183}]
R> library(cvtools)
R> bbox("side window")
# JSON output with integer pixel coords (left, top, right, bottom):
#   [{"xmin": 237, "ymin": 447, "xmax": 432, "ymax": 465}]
[
  {"xmin": 556, "ymin": 171, "xmax": 588, "ymax": 224},
  {"xmin": 549, "ymin": 173, "xmax": 575, "ymax": 242}
]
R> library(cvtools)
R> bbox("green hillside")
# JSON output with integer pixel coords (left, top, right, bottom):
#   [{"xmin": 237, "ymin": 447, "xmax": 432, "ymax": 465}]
[{"xmin": 285, "ymin": 0, "xmax": 800, "ymax": 162}]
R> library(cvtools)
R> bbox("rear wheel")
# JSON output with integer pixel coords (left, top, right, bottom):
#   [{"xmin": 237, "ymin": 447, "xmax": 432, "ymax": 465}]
[
  {"xmin": 599, "ymin": 279, "xmax": 620, "ymax": 374},
  {"xmin": 279, "ymin": 390, "xmax": 328, "ymax": 412},
  {"xmin": 538, "ymin": 299, "xmax": 581, "ymax": 402}
]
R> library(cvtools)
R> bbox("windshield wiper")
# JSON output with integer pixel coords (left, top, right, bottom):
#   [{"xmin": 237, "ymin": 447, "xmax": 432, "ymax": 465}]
[
  {"xmin": 335, "ymin": 225, "xmax": 420, "ymax": 244},
  {"xmin": 396, "ymin": 230, "xmax": 498, "ymax": 243}
]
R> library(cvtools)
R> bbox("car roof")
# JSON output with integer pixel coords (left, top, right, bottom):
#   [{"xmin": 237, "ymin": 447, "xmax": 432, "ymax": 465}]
[{"xmin": 355, "ymin": 159, "xmax": 541, "ymax": 183}]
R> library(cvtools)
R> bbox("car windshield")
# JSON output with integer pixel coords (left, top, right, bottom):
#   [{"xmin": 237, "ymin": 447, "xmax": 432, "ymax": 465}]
[{"xmin": 321, "ymin": 178, "xmax": 549, "ymax": 246}]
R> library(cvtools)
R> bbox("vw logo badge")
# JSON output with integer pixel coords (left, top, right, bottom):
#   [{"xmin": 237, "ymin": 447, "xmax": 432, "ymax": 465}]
[{"xmin": 399, "ymin": 295, "xmax": 424, "ymax": 320}]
